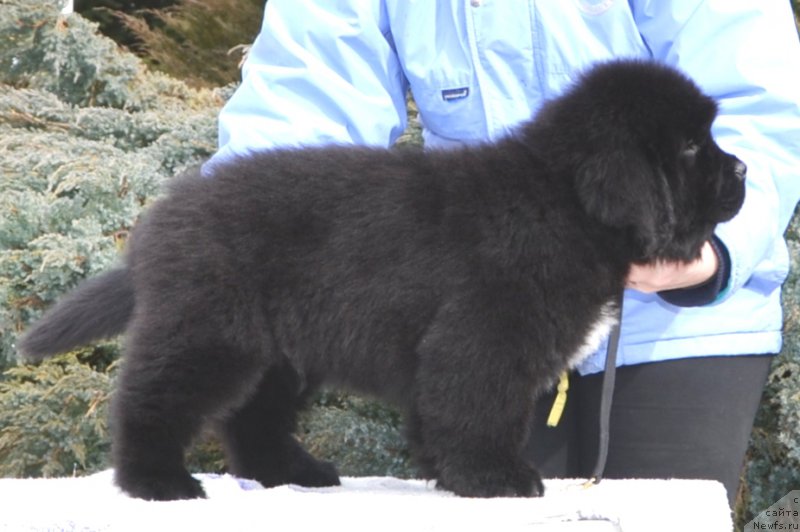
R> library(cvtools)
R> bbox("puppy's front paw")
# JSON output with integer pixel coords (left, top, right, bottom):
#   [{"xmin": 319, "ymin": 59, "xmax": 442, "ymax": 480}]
[{"xmin": 437, "ymin": 460, "xmax": 544, "ymax": 498}]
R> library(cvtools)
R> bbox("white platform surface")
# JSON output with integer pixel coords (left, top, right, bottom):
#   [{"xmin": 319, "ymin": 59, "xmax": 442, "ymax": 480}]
[{"xmin": 0, "ymin": 471, "xmax": 732, "ymax": 531}]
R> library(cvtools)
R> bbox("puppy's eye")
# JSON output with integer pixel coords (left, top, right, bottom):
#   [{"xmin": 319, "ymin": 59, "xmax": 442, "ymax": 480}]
[{"xmin": 683, "ymin": 141, "xmax": 701, "ymax": 157}]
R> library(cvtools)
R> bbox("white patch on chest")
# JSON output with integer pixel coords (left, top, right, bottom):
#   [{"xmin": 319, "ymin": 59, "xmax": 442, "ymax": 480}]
[{"xmin": 567, "ymin": 300, "xmax": 619, "ymax": 369}]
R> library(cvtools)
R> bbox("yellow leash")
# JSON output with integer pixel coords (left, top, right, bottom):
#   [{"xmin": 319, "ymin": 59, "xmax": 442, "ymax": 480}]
[{"xmin": 546, "ymin": 371, "xmax": 570, "ymax": 427}]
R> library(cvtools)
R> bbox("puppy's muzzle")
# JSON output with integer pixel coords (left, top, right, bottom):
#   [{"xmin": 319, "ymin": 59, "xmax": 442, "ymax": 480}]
[{"xmin": 733, "ymin": 159, "xmax": 747, "ymax": 182}]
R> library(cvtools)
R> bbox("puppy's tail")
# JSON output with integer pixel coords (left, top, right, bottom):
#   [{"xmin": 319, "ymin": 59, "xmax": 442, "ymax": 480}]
[{"xmin": 18, "ymin": 268, "xmax": 134, "ymax": 363}]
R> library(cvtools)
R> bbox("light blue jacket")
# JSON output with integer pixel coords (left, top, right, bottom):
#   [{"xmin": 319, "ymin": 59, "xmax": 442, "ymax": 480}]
[{"xmin": 209, "ymin": 0, "xmax": 800, "ymax": 374}]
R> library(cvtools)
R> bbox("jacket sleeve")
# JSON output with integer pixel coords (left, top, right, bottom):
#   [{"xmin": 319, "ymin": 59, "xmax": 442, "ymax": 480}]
[
  {"xmin": 206, "ymin": 0, "xmax": 409, "ymax": 170},
  {"xmin": 633, "ymin": 0, "xmax": 800, "ymax": 301}
]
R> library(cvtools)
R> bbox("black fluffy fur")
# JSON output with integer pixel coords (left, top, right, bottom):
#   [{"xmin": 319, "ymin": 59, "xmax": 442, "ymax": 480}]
[{"xmin": 18, "ymin": 60, "xmax": 747, "ymax": 500}]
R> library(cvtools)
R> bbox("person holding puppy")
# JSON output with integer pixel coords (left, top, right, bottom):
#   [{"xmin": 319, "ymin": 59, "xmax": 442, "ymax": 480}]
[{"xmin": 206, "ymin": 1, "xmax": 800, "ymax": 506}]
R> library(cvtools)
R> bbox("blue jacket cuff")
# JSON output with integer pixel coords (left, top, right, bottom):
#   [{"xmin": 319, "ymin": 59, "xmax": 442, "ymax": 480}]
[{"xmin": 657, "ymin": 236, "xmax": 731, "ymax": 307}]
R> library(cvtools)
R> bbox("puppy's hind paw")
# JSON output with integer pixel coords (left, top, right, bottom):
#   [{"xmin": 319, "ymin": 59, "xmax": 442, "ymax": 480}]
[
  {"xmin": 289, "ymin": 456, "xmax": 341, "ymax": 488},
  {"xmin": 115, "ymin": 468, "xmax": 206, "ymax": 501}
]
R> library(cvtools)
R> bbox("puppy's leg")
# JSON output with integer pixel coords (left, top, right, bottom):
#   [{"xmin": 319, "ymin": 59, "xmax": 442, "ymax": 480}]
[
  {"xmin": 111, "ymin": 322, "xmax": 264, "ymax": 500},
  {"xmin": 414, "ymin": 304, "xmax": 544, "ymax": 497},
  {"xmin": 404, "ymin": 407, "xmax": 439, "ymax": 481},
  {"xmin": 415, "ymin": 372, "xmax": 542, "ymax": 497},
  {"xmin": 219, "ymin": 362, "xmax": 340, "ymax": 488}
]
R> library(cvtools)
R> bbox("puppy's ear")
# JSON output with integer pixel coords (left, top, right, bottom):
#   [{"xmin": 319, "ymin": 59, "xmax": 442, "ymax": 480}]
[{"xmin": 575, "ymin": 150, "xmax": 675, "ymax": 258}]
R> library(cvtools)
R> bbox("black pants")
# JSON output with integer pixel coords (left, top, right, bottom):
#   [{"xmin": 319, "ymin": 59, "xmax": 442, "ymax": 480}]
[{"xmin": 526, "ymin": 355, "xmax": 772, "ymax": 507}]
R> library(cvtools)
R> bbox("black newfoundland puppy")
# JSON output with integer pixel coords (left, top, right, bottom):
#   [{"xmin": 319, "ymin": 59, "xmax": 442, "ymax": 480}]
[{"xmin": 20, "ymin": 60, "xmax": 746, "ymax": 500}]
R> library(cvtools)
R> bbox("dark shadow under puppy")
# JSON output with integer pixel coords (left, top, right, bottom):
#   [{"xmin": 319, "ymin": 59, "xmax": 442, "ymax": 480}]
[{"xmin": 19, "ymin": 60, "xmax": 747, "ymax": 500}]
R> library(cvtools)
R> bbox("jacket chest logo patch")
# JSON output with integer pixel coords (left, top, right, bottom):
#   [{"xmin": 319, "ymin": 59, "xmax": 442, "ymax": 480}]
[
  {"xmin": 577, "ymin": 0, "xmax": 613, "ymax": 15},
  {"xmin": 441, "ymin": 87, "xmax": 470, "ymax": 101}
]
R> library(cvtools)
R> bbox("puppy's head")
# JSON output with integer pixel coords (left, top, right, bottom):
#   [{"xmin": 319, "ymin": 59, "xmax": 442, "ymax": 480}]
[{"xmin": 530, "ymin": 60, "xmax": 746, "ymax": 262}]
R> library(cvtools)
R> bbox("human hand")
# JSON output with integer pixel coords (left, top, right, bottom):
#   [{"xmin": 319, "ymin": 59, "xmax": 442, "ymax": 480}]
[{"xmin": 626, "ymin": 241, "xmax": 719, "ymax": 293}]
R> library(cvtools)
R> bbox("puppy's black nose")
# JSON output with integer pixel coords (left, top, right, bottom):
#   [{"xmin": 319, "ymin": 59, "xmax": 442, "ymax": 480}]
[{"xmin": 734, "ymin": 160, "xmax": 747, "ymax": 181}]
